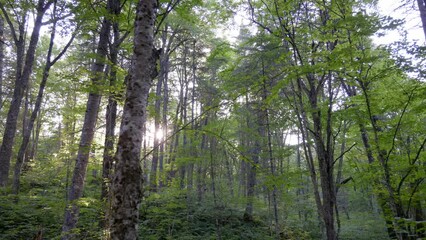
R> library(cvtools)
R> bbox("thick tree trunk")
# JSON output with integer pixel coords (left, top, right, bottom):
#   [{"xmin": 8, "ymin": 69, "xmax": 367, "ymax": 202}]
[
  {"xmin": 109, "ymin": 0, "xmax": 158, "ymax": 239},
  {"xmin": 61, "ymin": 1, "xmax": 114, "ymax": 237},
  {"xmin": 0, "ymin": 0, "xmax": 51, "ymax": 186}
]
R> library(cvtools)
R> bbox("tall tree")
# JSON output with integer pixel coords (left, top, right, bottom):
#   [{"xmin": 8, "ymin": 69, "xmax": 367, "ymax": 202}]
[
  {"xmin": 61, "ymin": 0, "xmax": 119, "ymax": 238},
  {"xmin": 12, "ymin": 0, "xmax": 76, "ymax": 195},
  {"xmin": 0, "ymin": 0, "xmax": 54, "ymax": 186},
  {"xmin": 101, "ymin": 0, "xmax": 128, "ymax": 205},
  {"xmin": 109, "ymin": 0, "xmax": 158, "ymax": 238}
]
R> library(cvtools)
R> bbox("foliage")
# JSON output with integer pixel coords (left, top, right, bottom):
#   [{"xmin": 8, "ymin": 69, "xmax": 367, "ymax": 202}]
[{"xmin": 140, "ymin": 188, "xmax": 310, "ymax": 240}]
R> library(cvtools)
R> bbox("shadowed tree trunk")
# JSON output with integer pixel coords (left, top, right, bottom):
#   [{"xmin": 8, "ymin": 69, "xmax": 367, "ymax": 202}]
[
  {"xmin": 244, "ymin": 102, "xmax": 261, "ymax": 222},
  {"xmin": 417, "ymin": 0, "xmax": 426, "ymax": 39},
  {"xmin": 109, "ymin": 0, "xmax": 158, "ymax": 238},
  {"xmin": 0, "ymin": 14, "xmax": 4, "ymax": 111},
  {"xmin": 100, "ymin": 1, "xmax": 125, "ymax": 228},
  {"xmin": 61, "ymin": 0, "xmax": 117, "ymax": 238}
]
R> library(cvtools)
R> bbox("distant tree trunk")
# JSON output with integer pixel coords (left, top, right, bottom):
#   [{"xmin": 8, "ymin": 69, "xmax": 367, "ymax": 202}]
[
  {"xmin": 160, "ymin": 53, "xmax": 169, "ymax": 188},
  {"xmin": 244, "ymin": 102, "xmax": 260, "ymax": 222},
  {"xmin": 109, "ymin": 0, "xmax": 158, "ymax": 238},
  {"xmin": 149, "ymin": 24, "xmax": 176, "ymax": 191},
  {"xmin": 149, "ymin": 62, "xmax": 163, "ymax": 191},
  {"xmin": 209, "ymin": 136, "xmax": 222, "ymax": 240},
  {"xmin": 167, "ymin": 102, "xmax": 181, "ymax": 181},
  {"xmin": 197, "ymin": 116, "xmax": 208, "ymax": 202},
  {"xmin": 260, "ymin": 65, "xmax": 279, "ymax": 235},
  {"xmin": 187, "ymin": 40, "xmax": 197, "ymax": 192},
  {"xmin": 13, "ymin": 2, "xmax": 75, "ymax": 195},
  {"xmin": 239, "ymin": 124, "xmax": 247, "ymax": 198},
  {"xmin": 0, "ymin": 0, "xmax": 52, "ymax": 187},
  {"xmin": 417, "ymin": 0, "xmax": 426, "ymax": 40},
  {"xmin": 178, "ymin": 44, "xmax": 189, "ymax": 190},
  {"xmin": 30, "ymin": 115, "xmax": 43, "ymax": 162},
  {"xmin": 159, "ymin": 25, "xmax": 174, "ymax": 188},
  {"xmin": 61, "ymin": 0, "xmax": 114, "ymax": 237}
]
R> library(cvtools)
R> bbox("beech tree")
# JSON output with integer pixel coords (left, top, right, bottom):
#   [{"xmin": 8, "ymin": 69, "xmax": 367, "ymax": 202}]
[{"xmin": 109, "ymin": 0, "xmax": 158, "ymax": 238}]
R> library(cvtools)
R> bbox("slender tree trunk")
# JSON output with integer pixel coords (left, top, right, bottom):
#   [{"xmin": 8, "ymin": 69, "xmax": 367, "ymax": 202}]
[
  {"xmin": 101, "ymin": 0, "xmax": 123, "ymax": 203},
  {"xmin": 0, "ymin": 14, "xmax": 4, "ymax": 111},
  {"xmin": 244, "ymin": 102, "xmax": 260, "ymax": 222},
  {"xmin": 209, "ymin": 136, "xmax": 222, "ymax": 240},
  {"xmin": 417, "ymin": 0, "xmax": 426, "ymax": 40},
  {"xmin": 61, "ymin": 1, "xmax": 114, "ymax": 237},
  {"xmin": 178, "ymin": 44, "xmax": 189, "ymax": 189},
  {"xmin": 109, "ymin": 0, "xmax": 158, "ymax": 238},
  {"xmin": 13, "ymin": 2, "xmax": 75, "ymax": 195},
  {"xmin": 290, "ymin": 79, "xmax": 325, "ymax": 236},
  {"xmin": 187, "ymin": 40, "xmax": 197, "ymax": 192},
  {"xmin": 197, "ymin": 117, "xmax": 208, "ymax": 202},
  {"xmin": 30, "ymin": 114, "xmax": 43, "ymax": 163},
  {"xmin": 100, "ymin": 4, "xmax": 123, "ymax": 231},
  {"xmin": 0, "ymin": 0, "xmax": 52, "ymax": 186},
  {"xmin": 335, "ymin": 121, "xmax": 348, "ymax": 236},
  {"xmin": 149, "ymin": 66, "xmax": 163, "ymax": 191},
  {"xmin": 159, "ymin": 39, "xmax": 171, "ymax": 188}
]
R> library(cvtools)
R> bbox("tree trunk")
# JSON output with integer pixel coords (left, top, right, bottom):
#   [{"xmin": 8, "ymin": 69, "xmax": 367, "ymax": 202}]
[
  {"xmin": 0, "ymin": 14, "xmax": 4, "ymax": 111},
  {"xmin": 0, "ymin": 0, "xmax": 52, "ymax": 186},
  {"xmin": 101, "ymin": 0, "xmax": 122, "ymax": 204},
  {"xmin": 13, "ymin": 2, "xmax": 75, "ymax": 195},
  {"xmin": 149, "ymin": 65, "xmax": 163, "ymax": 191},
  {"xmin": 197, "ymin": 117, "xmax": 208, "ymax": 202},
  {"xmin": 109, "ymin": 0, "xmax": 158, "ymax": 238},
  {"xmin": 61, "ymin": 0, "xmax": 114, "ymax": 237},
  {"xmin": 159, "ymin": 28, "xmax": 172, "ymax": 187},
  {"xmin": 417, "ymin": 0, "xmax": 426, "ymax": 40},
  {"xmin": 244, "ymin": 102, "xmax": 260, "ymax": 222}
]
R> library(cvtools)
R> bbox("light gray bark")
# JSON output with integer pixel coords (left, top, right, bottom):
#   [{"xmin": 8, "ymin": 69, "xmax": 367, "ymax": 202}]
[{"xmin": 109, "ymin": 0, "xmax": 158, "ymax": 239}]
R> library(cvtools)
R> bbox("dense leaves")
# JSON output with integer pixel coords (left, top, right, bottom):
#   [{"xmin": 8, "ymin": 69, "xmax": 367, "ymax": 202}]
[{"xmin": 0, "ymin": 0, "xmax": 425, "ymax": 239}]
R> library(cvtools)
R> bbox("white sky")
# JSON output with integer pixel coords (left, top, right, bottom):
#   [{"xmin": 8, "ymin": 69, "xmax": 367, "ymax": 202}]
[
  {"xmin": 218, "ymin": 0, "xmax": 425, "ymax": 46},
  {"xmin": 375, "ymin": 0, "xmax": 425, "ymax": 44}
]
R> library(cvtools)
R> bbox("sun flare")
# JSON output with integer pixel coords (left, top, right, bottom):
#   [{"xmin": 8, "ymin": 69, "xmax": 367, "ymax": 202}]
[{"xmin": 155, "ymin": 128, "xmax": 164, "ymax": 140}]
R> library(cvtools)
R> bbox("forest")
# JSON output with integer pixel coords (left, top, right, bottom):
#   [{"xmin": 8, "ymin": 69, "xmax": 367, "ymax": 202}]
[{"xmin": 0, "ymin": 0, "xmax": 425, "ymax": 239}]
